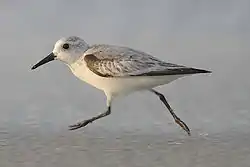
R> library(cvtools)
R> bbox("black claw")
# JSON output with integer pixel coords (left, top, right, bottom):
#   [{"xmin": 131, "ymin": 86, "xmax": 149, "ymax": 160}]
[
  {"xmin": 68, "ymin": 124, "xmax": 83, "ymax": 130},
  {"xmin": 68, "ymin": 119, "xmax": 93, "ymax": 130},
  {"xmin": 175, "ymin": 118, "xmax": 191, "ymax": 136}
]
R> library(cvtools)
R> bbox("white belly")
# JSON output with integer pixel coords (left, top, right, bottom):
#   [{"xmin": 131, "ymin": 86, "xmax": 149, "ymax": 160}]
[{"xmin": 69, "ymin": 63, "xmax": 186, "ymax": 97}]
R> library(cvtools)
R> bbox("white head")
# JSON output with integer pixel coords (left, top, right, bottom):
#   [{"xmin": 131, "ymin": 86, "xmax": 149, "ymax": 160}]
[{"xmin": 31, "ymin": 36, "xmax": 89, "ymax": 69}]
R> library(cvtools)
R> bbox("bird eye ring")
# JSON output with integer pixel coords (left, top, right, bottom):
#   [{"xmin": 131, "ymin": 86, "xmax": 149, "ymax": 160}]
[{"xmin": 62, "ymin": 43, "xmax": 69, "ymax": 49}]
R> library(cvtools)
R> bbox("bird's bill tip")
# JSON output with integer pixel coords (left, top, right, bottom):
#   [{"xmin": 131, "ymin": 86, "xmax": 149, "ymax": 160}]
[
  {"xmin": 204, "ymin": 69, "xmax": 212, "ymax": 73},
  {"xmin": 31, "ymin": 65, "xmax": 37, "ymax": 70}
]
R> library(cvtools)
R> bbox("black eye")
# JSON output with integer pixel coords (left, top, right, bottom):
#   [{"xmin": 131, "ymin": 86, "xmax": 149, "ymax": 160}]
[{"xmin": 62, "ymin": 43, "xmax": 69, "ymax": 49}]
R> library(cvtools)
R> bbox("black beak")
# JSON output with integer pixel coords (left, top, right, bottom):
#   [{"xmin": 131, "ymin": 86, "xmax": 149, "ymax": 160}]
[{"xmin": 31, "ymin": 52, "xmax": 56, "ymax": 70}]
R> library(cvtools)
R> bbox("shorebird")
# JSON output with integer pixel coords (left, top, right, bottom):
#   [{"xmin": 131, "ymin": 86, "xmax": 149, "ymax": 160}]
[{"xmin": 31, "ymin": 36, "xmax": 211, "ymax": 135}]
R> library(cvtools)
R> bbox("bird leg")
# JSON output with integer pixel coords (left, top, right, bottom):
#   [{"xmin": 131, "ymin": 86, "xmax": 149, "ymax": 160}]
[
  {"xmin": 69, "ymin": 106, "xmax": 111, "ymax": 130},
  {"xmin": 150, "ymin": 89, "xmax": 191, "ymax": 135}
]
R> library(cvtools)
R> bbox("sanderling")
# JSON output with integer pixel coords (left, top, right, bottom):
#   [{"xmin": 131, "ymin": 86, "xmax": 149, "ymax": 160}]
[{"xmin": 31, "ymin": 36, "xmax": 211, "ymax": 135}]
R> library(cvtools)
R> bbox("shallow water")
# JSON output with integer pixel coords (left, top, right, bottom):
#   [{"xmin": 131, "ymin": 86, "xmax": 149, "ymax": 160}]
[{"xmin": 1, "ymin": 0, "xmax": 250, "ymax": 166}]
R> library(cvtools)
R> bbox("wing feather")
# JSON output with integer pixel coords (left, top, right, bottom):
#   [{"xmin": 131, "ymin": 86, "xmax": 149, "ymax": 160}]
[{"xmin": 83, "ymin": 45, "xmax": 211, "ymax": 77}]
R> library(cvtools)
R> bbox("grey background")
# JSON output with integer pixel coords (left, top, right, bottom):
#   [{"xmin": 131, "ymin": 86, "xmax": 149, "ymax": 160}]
[{"xmin": 0, "ymin": 0, "xmax": 250, "ymax": 166}]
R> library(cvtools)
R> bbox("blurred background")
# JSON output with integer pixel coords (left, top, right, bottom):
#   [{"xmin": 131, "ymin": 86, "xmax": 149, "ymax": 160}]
[{"xmin": 0, "ymin": 0, "xmax": 250, "ymax": 166}]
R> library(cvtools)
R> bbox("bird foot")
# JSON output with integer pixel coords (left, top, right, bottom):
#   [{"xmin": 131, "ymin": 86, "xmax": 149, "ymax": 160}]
[
  {"xmin": 175, "ymin": 118, "xmax": 191, "ymax": 136},
  {"xmin": 68, "ymin": 119, "xmax": 92, "ymax": 130}
]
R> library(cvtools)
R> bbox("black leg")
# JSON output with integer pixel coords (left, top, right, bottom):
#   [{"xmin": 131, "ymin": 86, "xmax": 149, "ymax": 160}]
[
  {"xmin": 150, "ymin": 89, "xmax": 191, "ymax": 135},
  {"xmin": 69, "ymin": 106, "xmax": 111, "ymax": 130}
]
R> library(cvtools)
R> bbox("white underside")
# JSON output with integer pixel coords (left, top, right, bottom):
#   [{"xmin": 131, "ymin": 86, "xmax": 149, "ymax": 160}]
[{"xmin": 69, "ymin": 63, "xmax": 187, "ymax": 98}]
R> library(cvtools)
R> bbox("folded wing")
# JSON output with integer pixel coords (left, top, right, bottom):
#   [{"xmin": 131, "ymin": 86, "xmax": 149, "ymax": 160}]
[{"xmin": 83, "ymin": 45, "xmax": 211, "ymax": 77}]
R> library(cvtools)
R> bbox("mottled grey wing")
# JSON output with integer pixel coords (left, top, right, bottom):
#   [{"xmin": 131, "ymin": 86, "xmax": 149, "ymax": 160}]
[{"xmin": 83, "ymin": 45, "xmax": 211, "ymax": 77}]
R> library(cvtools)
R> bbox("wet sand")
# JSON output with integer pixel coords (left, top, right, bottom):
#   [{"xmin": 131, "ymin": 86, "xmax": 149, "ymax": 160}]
[{"xmin": 1, "ymin": 128, "xmax": 250, "ymax": 167}]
